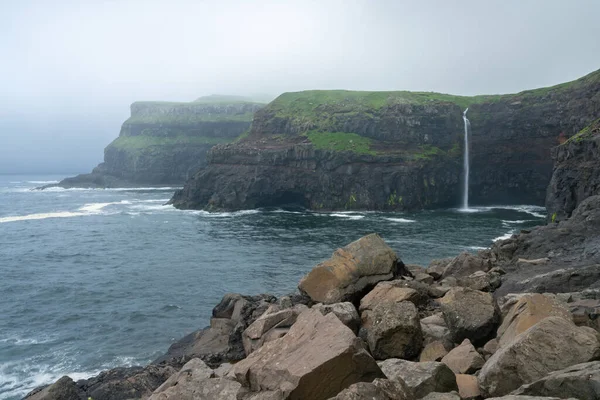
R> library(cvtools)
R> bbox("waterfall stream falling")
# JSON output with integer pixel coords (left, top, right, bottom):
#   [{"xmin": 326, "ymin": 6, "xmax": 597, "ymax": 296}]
[{"xmin": 462, "ymin": 108, "xmax": 471, "ymax": 210}]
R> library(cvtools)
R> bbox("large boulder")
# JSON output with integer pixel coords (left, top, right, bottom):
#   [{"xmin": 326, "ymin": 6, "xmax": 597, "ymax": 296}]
[
  {"xmin": 242, "ymin": 304, "xmax": 308, "ymax": 355},
  {"xmin": 359, "ymin": 282, "xmax": 420, "ymax": 312},
  {"xmin": 439, "ymin": 287, "xmax": 500, "ymax": 345},
  {"xmin": 442, "ymin": 252, "xmax": 492, "ymax": 279},
  {"xmin": 228, "ymin": 308, "xmax": 384, "ymax": 400},
  {"xmin": 458, "ymin": 270, "xmax": 502, "ymax": 292},
  {"xmin": 298, "ymin": 234, "xmax": 402, "ymax": 304},
  {"xmin": 478, "ymin": 316, "xmax": 600, "ymax": 397},
  {"xmin": 441, "ymin": 339, "xmax": 484, "ymax": 374},
  {"xmin": 312, "ymin": 302, "xmax": 361, "ymax": 334},
  {"xmin": 378, "ymin": 359, "xmax": 457, "ymax": 398},
  {"xmin": 361, "ymin": 301, "xmax": 423, "ymax": 360},
  {"xmin": 420, "ymin": 393, "xmax": 461, "ymax": 400},
  {"xmin": 148, "ymin": 358, "xmax": 243, "ymax": 400},
  {"xmin": 512, "ymin": 361, "xmax": 600, "ymax": 400},
  {"xmin": 327, "ymin": 378, "xmax": 414, "ymax": 400},
  {"xmin": 25, "ymin": 376, "xmax": 85, "ymax": 400},
  {"xmin": 497, "ymin": 293, "xmax": 571, "ymax": 347}
]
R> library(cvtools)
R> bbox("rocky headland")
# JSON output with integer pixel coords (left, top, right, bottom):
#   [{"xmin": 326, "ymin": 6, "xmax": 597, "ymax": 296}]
[
  {"xmin": 47, "ymin": 96, "xmax": 264, "ymax": 188},
  {"xmin": 170, "ymin": 69, "xmax": 600, "ymax": 211}
]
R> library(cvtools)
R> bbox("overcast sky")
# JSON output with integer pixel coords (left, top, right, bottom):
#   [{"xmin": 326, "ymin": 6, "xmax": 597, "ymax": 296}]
[{"xmin": 1, "ymin": 0, "xmax": 599, "ymax": 173}]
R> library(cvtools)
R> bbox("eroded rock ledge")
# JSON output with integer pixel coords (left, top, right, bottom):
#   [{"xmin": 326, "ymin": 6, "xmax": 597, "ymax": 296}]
[{"xmin": 26, "ymin": 199, "xmax": 600, "ymax": 399}]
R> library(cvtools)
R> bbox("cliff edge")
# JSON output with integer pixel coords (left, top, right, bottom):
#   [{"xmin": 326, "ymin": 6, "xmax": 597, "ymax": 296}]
[
  {"xmin": 49, "ymin": 96, "xmax": 264, "ymax": 188},
  {"xmin": 171, "ymin": 69, "xmax": 600, "ymax": 211}
]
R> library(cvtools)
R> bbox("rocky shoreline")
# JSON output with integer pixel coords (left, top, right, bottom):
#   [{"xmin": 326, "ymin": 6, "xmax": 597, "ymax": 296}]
[{"xmin": 26, "ymin": 197, "xmax": 600, "ymax": 399}]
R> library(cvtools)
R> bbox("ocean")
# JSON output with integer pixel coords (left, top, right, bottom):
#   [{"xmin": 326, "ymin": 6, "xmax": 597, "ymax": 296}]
[{"xmin": 0, "ymin": 174, "xmax": 545, "ymax": 399}]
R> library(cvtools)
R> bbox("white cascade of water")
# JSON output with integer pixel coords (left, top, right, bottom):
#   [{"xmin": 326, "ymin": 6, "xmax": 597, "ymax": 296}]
[{"xmin": 462, "ymin": 108, "xmax": 471, "ymax": 210}]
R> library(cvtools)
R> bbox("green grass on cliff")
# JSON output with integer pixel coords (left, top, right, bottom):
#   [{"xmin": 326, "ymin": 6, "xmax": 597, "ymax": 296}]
[
  {"xmin": 304, "ymin": 131, "xmax": 376, "ymax": 154},
  {"xmin": 566, "ymin": 118, "xmax": 600, "ymax": 144},
  {"xmin": 109, "ymin": 135, "xmax": 229, "ymax": 151}
]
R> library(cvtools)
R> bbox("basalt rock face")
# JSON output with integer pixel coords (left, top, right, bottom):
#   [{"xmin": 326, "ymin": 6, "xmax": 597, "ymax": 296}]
[
  {"xmin": 546, "ymin": 118, "xmax": 600, "ymax": 221},
  {"xmin": 172, "ymin": 70, "xmax": 600, "ymax": 211},
  {"xmin": 51, "ymin": 98, "xmax": 264, "ymax": 188}
]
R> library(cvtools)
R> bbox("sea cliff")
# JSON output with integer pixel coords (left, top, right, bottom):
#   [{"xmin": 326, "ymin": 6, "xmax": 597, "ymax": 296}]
[
  {"xmin": 171, "ymin": 69, "xmax": 600, "ymax": 211},
  {"xmin": 50, "ymin": 96, "xmax": 264, "ymax": 188}
]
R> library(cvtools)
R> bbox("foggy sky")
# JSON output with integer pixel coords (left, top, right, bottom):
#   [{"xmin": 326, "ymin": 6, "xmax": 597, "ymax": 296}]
[{"xmin": 1, "ymin": 0, "xmax": 600, "ymax": 173}]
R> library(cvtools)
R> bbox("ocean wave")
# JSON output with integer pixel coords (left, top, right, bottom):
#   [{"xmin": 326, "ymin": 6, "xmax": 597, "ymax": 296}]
[
  {"xmin": 26, "ymin": 180, "xmax": 59, "ymax": 184},
  {"xmin": 384, "ymin": 217, "xmax": 416, "ymax": 223},
  {"xmin": 0, "ymin": 200, "xmax": 131, "ymax": 224},
  {"xmin": 36, "ymin": 186, "xmax": 181, "ymax": 193},
  {"xmin": 489, "ymin": 205, "xmax": 546, "ymax": 218},
  {"xmin": 328, "ymin": 213, "xmax": 365, "ymax": 220},
  {"xmin": 467, "ymin": 246, "xmax": 488, "ymax": 250},
  {"xmin": 492, "ymin": 230, "xmax": 515, "ymax": 242},
  {"xmin": 192, "ymin": 209, "xmax": 262, "ymax": 218}
]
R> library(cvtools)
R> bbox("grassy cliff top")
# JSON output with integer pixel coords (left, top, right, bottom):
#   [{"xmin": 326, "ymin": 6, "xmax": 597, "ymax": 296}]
[
  {"xmin": 126, "ymin": 98, "xmax": 264, "ymax": 124},
  {"xmin": 267, "ymin": 68, "xmax": 600, "ymax": 117}
]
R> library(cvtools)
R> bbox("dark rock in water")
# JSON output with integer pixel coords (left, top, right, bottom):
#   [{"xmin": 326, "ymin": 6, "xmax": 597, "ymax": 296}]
[
  {"xmin": 25, "ymin": 376, "xmax": 85, "ymax": 400},
  {"xmin": 512, "ymin": 361, "xmax": 600, "ymax": 400},
  {"xmin": 492, "ymin": 195, "xmax": 600, "ymax": 296},
  {"xmin": 546, "ymin": 118, "xmax": 600, "ymax": 221},
  {"xmin": 46, "ymin": 99, "xmax": 264, "ymax": 189},
  {"xmin": 171, "ymin": 70, "xmax": 600, "ymax": 211}
]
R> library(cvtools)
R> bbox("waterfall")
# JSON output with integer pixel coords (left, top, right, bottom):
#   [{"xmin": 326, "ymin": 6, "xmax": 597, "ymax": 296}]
[{"xmin": 462, "ymin": 108, "xmax": 470, "ymax": 210}]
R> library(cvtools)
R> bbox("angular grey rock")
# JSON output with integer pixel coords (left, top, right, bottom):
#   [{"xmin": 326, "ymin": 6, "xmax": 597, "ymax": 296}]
[
  {"xmin": 378, "ymin": 359, "xmax": 458, "ymax": 398},
  {"xmin": 312, "ymin": 302, "xmax": 360, "ymax": 334},
  {"xmin": 420, "ymin": 392, "xmax": 461, "ymax": 400},
  {"xmin": 439, "ymin": 287, "xmax": 500, "ymax": 345},
  {"xmin": 420, "ymin": 313, "xmax": 450, "ymax": 345},
  {"xmin": 361, "ymin": 301, "xmax": 423, "ymax": 360},
  {"xmin": 512, "ymin": 361, "xmax": 600, "ymax": 400},
  {"xmin": 242, "ymin": 304, "xmax": 307, "ymax": 355},
  {"xmin": 442, "ymin": 252, "xmax": 492, "ymax": 279},
  {"xmin": 478, "ymin": 316, "xmax": 600, "ymax": 397}
]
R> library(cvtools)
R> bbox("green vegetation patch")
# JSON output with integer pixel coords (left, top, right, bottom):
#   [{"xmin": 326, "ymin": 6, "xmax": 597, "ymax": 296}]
[
  {"xmin": 109, "ymin": 135, "xmax": 230, "ymax": 151},
  {"xmin": 304, "ymin": 131, "xmax": 376, "ymax": 154},
  {"xmin": 565, "ymin": 118, "xmax": 600, "ymax": 144},
  {"xmin": 412, "ymin": 144, "xmax": 446, "ymax": 160}
]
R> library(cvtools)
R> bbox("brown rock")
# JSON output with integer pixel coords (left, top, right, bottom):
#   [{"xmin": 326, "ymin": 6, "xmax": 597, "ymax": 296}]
[
  {"xmin": 147, "ymin": 358, "xmax": 244, "ymax": 400},
  {"xmin": 455, "ymin": 374, "xmax": 481, "ymax": 400},
  {"xmin": 458, "ymin": 271, "xmax": 501, "ymax": 292},
  {"xmin": 478, "ymin": 316, "xmax": 600, "ymax": 397},
  {"xmin": 442, "ymin": 252, "xmax": 491, "ymax": 279},
  {"xmin": 378, "ymin": 359, "xmax": 458, "ymax": 398},
  {"xmin": 359, "ymin": 282, "xmax": 419, "ymax": 312},
  {"xmin": 361, "ymin": 301, "xmax": 423, "ymax": 360},
  {"xmin": 569, "ymin": 299, "xmax": 600, "ymax": 330},
  {"xmin": 298, "ymin": 234, "xmax": 401, "ymax": 304},
  {"xmin": 228, "ymin": 308, "xmax": 384, "ymax": 400},
  {"xmin": 242, "ymin": 305, "xmax": 307, "ymax": 355},
  {"xmin": 312, "ymin": 302, "xmax": 361, "ymax": 334},
  {"xmin": 439, "ymin": 287, "xmax": 500, "ymax": 345},
  {"xmin": 497, "ymin": 294, "xmax": 571, "ymax": 347},
  {"xmin": 441, "ymin": 339, "xmax": 484, "ymax": 375},
  {"xmin": 420, "ymin": 340, "xmax": 449, "ymax": 362},
  {"xmin": 327, "ymin": 378, "xmax": 414, "ymax": 400}
]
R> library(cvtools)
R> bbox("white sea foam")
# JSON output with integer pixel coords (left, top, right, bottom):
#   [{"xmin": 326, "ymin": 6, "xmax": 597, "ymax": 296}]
[
  {"xmin": 492, "ymin": 230, "xmax": 515, "ymax": 242},
  {"xmin": 384, "ymin": 217, "xmax": 416, "ymax": 223},
  {"xmin": 467, "ymin": 246, "xmax": 488, "ymax": 250},
  {"xmin": 26, "ymin": 180, "xmax": 59, "ymax": 184},
  {"xmin": 0, "ymin": 200, "xmax": 132, "ymax": 224},
  {"xmin": 328, "ymin": 213, "xmax": 365, "ymax": 220}
]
